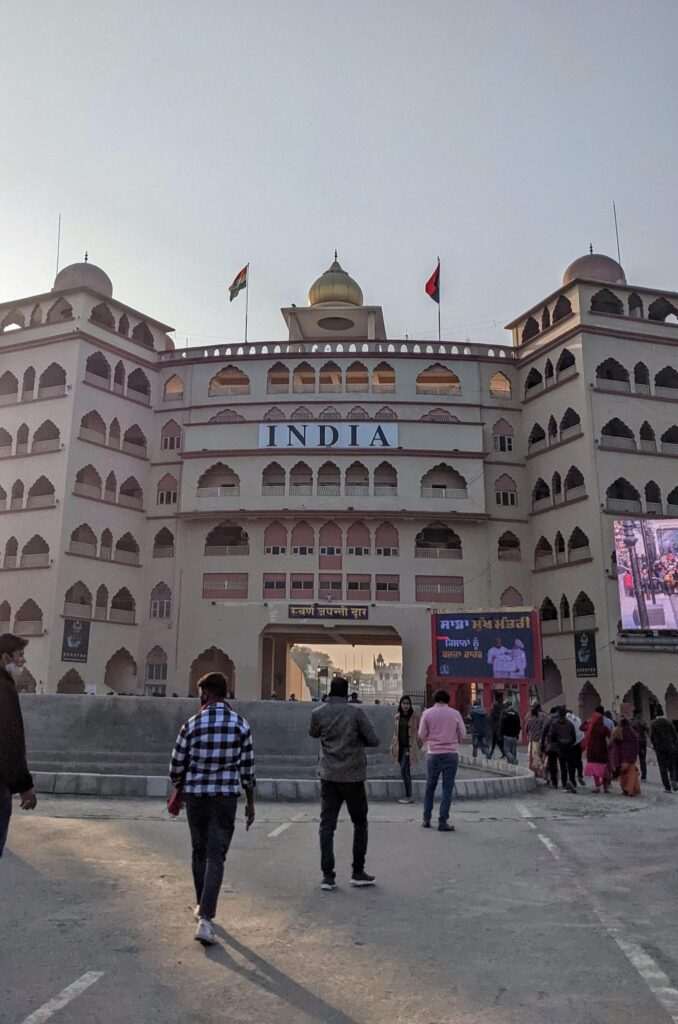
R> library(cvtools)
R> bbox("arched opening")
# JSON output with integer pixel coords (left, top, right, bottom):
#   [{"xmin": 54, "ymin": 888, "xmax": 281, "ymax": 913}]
[
  {"xmin": 346, "ymin": 361, "xmax": 368, "ymax": 393},
  {"xmin": 554, "ymin": 531, "xmax": 565, "ymax": 561},
  {"xmin": 372, "ymin": 361, "xmax": 396, "ymax": 393},
  {"xmin": 21, "ymin": 366, "xmax": 35, "ymax": 401},
  {"xmin": 79, "ymin": 410, "xmax": 106, "ymax": 444},
  {"xmin": 633, "ymin": 361, "xmax": 650, "ymax": 396},
  {"xmin": 639, "ymin": 421, "xmax": 656, "ymax": 452},
  {"xmin": 541, "ymin": 306, "xmax": 551, "ymax": 331},
  {"xmin": 262, "ymin": 461, "xmax": 286, "ymax": 494},
  {"xmin": 645, "ymin": 480, "xmax": 662, "ymax": 513},
  {"xmin": 606, "ymin": 477, "xmax": 641, "ymax": 513},
  {"xmin": 163, "ymin": 374, "xmax": 184, "ymax": 401},
  {"xmin": 319, "ymin": 521, "xmax": 342, "ymax": 566},
  {"xmin": 494, "ymin": 473, "xmax": 517, "ymax": 507},
  {"xmin": 150, "ymin": 583, "xmax": 172, "ymax": 619},
  {"xmin": 347, "ymin": 521, "xmax": 371, "ymax": 555},
  {"xmin": 532, "ymin": 477, "xmax": 551, "ymax": 509},
  {"xmin": 122, "ymin": 424, "xmax": 147, "ymax": 456},
  {"xmin": 665, "ymin": 684, "xmax": 678, "ymax": 723},
  {"xmin": 30, "ymin": 305, "xmax": 42, "ymax": 326},
  {"xmin": 90, "ymin": 302, "xmax": 115, "ymax": 329},
  {"xmin": 104, "ymin": 649, "xmax": 138, "ymax": 695},
  {"xmin": 57, "ymin": 669, "xmax": 86, "ymax": 695},
  {"xmin": 292, "ymin": 361, "xmax": 315, "ymax": 394},
  {"xmin": 560, "ymin": 407, "xmax": 581, "ymax": 437},
  {"xmin": 492, "ymin": 418, "xmax": 514, "ymax": 453},
  {"xmin": 375, "ymin": 522, "xmax": 399, "ymax": 555},
  {"xmin": 69, "ymin": 523, "xmax": 97, "ymax": 557},
  {"xmin": 0, "ymin": 426, "xmax": 10, "ymax": 456},
  {"xmin": 497, "ymin": 531, "xmax": 521, "ymax": 561},
  {"xmin": 489, "ymin": 371, "xmax": 511, "ymax": 398},
  {"xmin": 289, "ymin": 461, "xmax": 313, "ymax": 494},
  {"xmin": 113, "ymin": 361, "xmax": 125, "ymax": 393},
  {"xmin": 153, "ymin": 527, "xmax": 175, "ymax": 557},
  {"xmin": 156, "ymin": 473, "xmax": 178, "ymax": 506},
  {"xmin": 104, "ymin": 472, "xmax": 117, "ymax": 502},
  {"xmin": 572, "ymin": 591, "xmax": 596, "ymax": 628},
  {"xmin": 0, "ymin": 600, "xmax": 10, "ymax": 630},
  {"xmin": 601, "ymin": 417, "xmax": 636, "ymax": 451},
  {"xmin": 145, "ymin": 646, "xmax": 168, "ymax": 693},
  {"xmin": 347, "ymin": 405, "xmax": 368, "ymax": 420},
  {"xmin": 291, "ymin": 405, "xmax": 313, "ymax": 421},
  {"xmin": 655, "ymin": 366, "xmax": 678, "ymax": 397},
  {"xmin": 374, "ymin": 461, "xmax": 397, "ymax": 493},
  {"xmin": 521, "ymin": 317, "xmax": 540, "ymax": 342},
  {"xmin": 110, "ymin": 588, "xmax": 136, "ymax": 624},
  {"xmin": 648, "ymin": 297, "xmax": 678, "ymax": 322},
  {"xmin": 291, "ymin": 521, "xmax": 314, "ymax": 554},
  {"xmin": 524, "ymin": 367, "xmax": 542, "ymax": 396},
  {"xmin": 204, "ymin": 521, "xmax": 249, "ymax": 555},
  {"xmin": 552, "ymin": 472, "xmax": 562, "ymax": 500},
  {"xmin": 628, "ymin": 293, "xmax": 644, "ymax": 319},
  {"xmin": 416, "ymin": 363, "xmax": 460, "ymax": 395},
  {"xmin": 564, "ymin": 466, "xmax": 585, "ymax": 499},
  {"xmin": 552, "ymin": 295, "xmax": 572, "ymax": 323},
  {"xmin": 119, "ymin": 476, "xmax": 144, "ymax": 508},
  {"xmin": 16, "ymin": 422, "xmax": 29, "ymax": 455},
  {"xmin": 189, "ymin": 647, "xmax": 235, "ymax": 697},
  {"xmin": 501, "ymin": 586, "xmax": 523, "ymax": 607},
  {"xmin": 127, "ymin": 368, "xmax": 151, "ymax": 403},
  {"xmin": 37, "ymin": 363, "xmax": 66, "ymax": 398},
  {"xmin": 528, "ymin": 422, "xmax": 546, "ymax": 450},
  {"xmin": 108, "ymin": 418, "xmax": 121, "ymax": 449},
  {"xmin": 197, "ymin": 463, "xmax": 240, "ymax": 495},
  {"xmin": 64, "ymin": 581, "xmax": 93, "ymax": 618},
  {"xmin": 559, "ymin": 594, "xmax": 570, "ymax": 625},
  {"xmin": 266, "ymin": 362, "xmax": 289, "ymax": 394},
  {"xmin": 264, "ymin": 521, "xmax": 288, "ymax": 554},
  {"xmin": 263, "ymin": 406, "xmax": 285, "ymax": 421},
  {"xmin": 544, "ymin": 359, "xmax": 554, "ymax": 384},
  {"xmin": 20, "ymin": 534, "xmax": 49, "ymax": 568},
  {"xmin": 420, "ymin": 464, "xmax": 467, "ymax": 498},
  {"xmin": 160, "ymin": 419, "xmax": 182, "ymax": 451},
  {"xmin": 209, "ymin": 408, "xmax": 244, "ymax": 423},
  {"xmin": 622, "ymin": 682, "xmax": 661, "ymax": 722},
  {"xmin": 92, "ymin": 584, "xmax": 108, "ymax": 622},
  {"xmin": 319, "ymin": 361, "xmax": 342, "ymax": 393},
  {"xmin": 540, "ymin": 598, "xmax": 558, "ymax": 638},
  {"xmin": 118, "ymin": 313, "xmax": 129, "ymax": 336},
  {"xmin": 0, "ymin": 370, "xmax": 19, "ymax": 405},
  {"xmin": 534, "ymin": 536, "xmax": 554, "ymax": 568},
  {"xmin": 131, "ymin": 321, "xmax": 154, "ymax": 348},
  {"xmin": 114, "ymin": 532, "xmax": 140, "ymax": 566},
  {"xmin": 345, "ymin": 461, "xmax": 369, "ymax": 494},
  {"xmin": 100, "ymin": 528, "xmax": 113, "ymax": 559},
  {"xmin": 415, "ymin": 522, "xmax": 462, "ymax": 558},
  {"xmin": 568, "ymin": 527, "xmax": 590, "ymax": 561},
  {"xmin": 578, "ymin": 681, "xmax": 602, "ymax": 720},
  {"xmin": 596, "ymin": 357, "xmax": 630, "ymax": 391},
  {"xmin": 375, "ymin": 405, "xmax": 396, "ymax": 421},
  {"xmin": 591, "ymin": 288, "xmax": 624, "ymax": 315},
  {"xmin": 319, "ymin": 406, "xmax": 341, "ymax": 420},
  {"xmin": 317, "ymin": 461, "xmax": 341, "ymax": 494},
  {"xmin": 541, "ymin": 657, "xmax": 563, "ymax": 704},
  {"xmin": 10, "ymin": 479, "xmax": 24, "ymax": 510},
  {"xmin": 0, "ymin": 308, "xmax": 25, "ymax": 332},
  {"xmin": 46, "ymin": 297, "xmax": 73, "ymax": 323},
  {"xmin": 26, "ymin": 475, "xmax": 55, "ymax": 509}
]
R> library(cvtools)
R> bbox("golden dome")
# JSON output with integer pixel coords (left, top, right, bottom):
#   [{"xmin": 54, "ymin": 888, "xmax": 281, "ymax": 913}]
[{"xmin": 308, "ymin": 255, "xmax": 363, "ymax": 307}]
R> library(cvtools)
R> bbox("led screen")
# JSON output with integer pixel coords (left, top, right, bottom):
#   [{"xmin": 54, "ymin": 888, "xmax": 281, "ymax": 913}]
[{"xmin": 614, "ymin": 518, "xmax": 678, "ymax": 630}]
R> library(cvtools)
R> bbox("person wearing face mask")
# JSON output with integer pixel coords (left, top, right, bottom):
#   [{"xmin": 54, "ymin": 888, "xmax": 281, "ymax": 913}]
[
  {"xmin": 0, "ymin": 633, "xmax": 37, "ymax": 857},
  {"xmin": 169, "ymin": 672, "xmax": 255, "ymax": 945}
]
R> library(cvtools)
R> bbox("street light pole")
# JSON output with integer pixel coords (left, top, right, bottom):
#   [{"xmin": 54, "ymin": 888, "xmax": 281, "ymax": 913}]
[{"xmin": 623, "ymin": 520, "xmax": 649, "ymax": 628}]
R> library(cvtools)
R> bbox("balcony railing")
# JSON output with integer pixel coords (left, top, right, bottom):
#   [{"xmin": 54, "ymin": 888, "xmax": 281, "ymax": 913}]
[
  {"xmin": 10, "ymin": 497, "xmax": 23, "ymax": 510},
  {"xmin": 31, "ymin": 438, "xmax": 60, "ymax": 454},
  {"xmin": 564, "ymin": 484, "xmax": 586, "ymax": 502},
  {"xmin": 372, "ymin": 382, "xmax": 396, "ymax": 393},
  {"xmin": 114, "ymin": 549, "xmax": 140, "ymax": 566},
  {"xmin": 204, "ymin": 545, "xmax": 249, "ymax": 556},
  {"xmin": 540, "ymin": 619, "xmax": 559, "ymax": 635},
  {"xmin": 262, "ymin": 484, "xmax": 285, "ymax": 495},
  {"xmin": 15, "ymin": 620, "xmax": 42, "ymax": 635},
  {"xmin": 595, "ymin": 377, "xmax": 631, "ymax": 393},
  {"xmin": 345, "ymin": 485, "xmax": 369, "ymax": 496},
  {"xmin": 606, "ymin": 497, "xmax": 642, "ymax": 513},
  {"xmin": 153, "ymin": 546, "xmax": 175, "ymax": 558},
  {"xmin": 317, "ymin": 485, "xmax": 341, "ymax": 496},
  {"xmin": 416, "ymin": 384, "xmax": 462, "ymax": 395},
  {"xmin": 374, "ymin": 485, "xmax": 397, "ymax": 496},
  {"xmin": 109, "ymin": 607, "xmax": 136, "ymax": 623},
  {"xmin": 660, "ymin": 441, "xmax": 678, "ymax": 455},
  {"xmin": 655, "ymin": 385, "xmax": 678, "ymax": 400},
  {"xmin": 19, "ymin": 553, "xmax": 49, "ymax": 568},
  {"xmin": 3, "ymin": 556, "xmax": 17, "ymax": 568},
  {"xmin": 15, "ymin": 444, "xmax": 28, "ymax": 456},
  {"xmin": 84, "ymin": 371, "xmax": 109, "ymax": 388},
  {"xmin": 79, "ymin": 427, "xmax": 106, "ymax": 445},
  {"xmin": 26, "ymin": 494, "xmax": 55, "ymax": 509},
  {"xmin": 573, "ymin": 614, "xmax": 596, "ymax": 630},
  {"xmin": 127, "ymin": 389, "xmax": 151, "ymax": 406},
  {"xmin": 0, "ymin": 393, "xmax": 18, "ymax": 406},
  {"xmin": 528, "ymin": 437, "xmax": 547, "ymax": 453},
  {"xmin": 415, "ymin": 548, "xmax": 462, "ymax": 558},
  {"xmin": 415, "ymin": 584, "xmax": 464, "ymax": 595},
  {"xmin": 74, "ymin": 482, "xmax": 101, "ymax": 499},
  {"xmin": 94, "ymin": 606, "xmax": 107, "ymax": 620},
  {"xmin": 532, "ymin": 495, "xmax": 552, "ymax": 512},
  {"xmin": 69, "ymin": 541, "xmax": 97, "ymax": 557},
  {"xmin": 289, "ymin": 484, "xmax": 313, "ymax": 495},
  {"xmin": 122, "ymin": 440, "xmax": 147, "ymax": 457},
  {"xmin": 634, "ymin": 382, "xmax": 651, "ymax": 395},
  {"xmin": 196, "ymin": 486, "xmax": 240, "ymax": 498},
  {"xmin": 498, "ymin": 548, "xmax": 521, "ymax": 561},
  {"xmin": 569, "ymin": 545, "xmax": 591, "ymax": 562},
  {"xmin": 318, "ymin": 383, "xmax": 342, "ymax": 393},
  {"xmin": 345, "ymin": 382, "xmax": 369, "ymax": 393},
  {"xmin": 0, "ymin": 445, "xmax": 11, "ymax": 458},
  {"xmin": 640, "ymin": 439, "xmax": 657, "ymax": 452},
  {"xmin": 163, "ymin": 392, "xmax": 184, "ymax": 402},
  {"xmin": 36, "ymin": 384, "xmax": 66, "ymax": 400},
  {"xmin": 534, "ymin": 554, "xmax": 554, "ymax": 569},
  {"xmin": 560, "ymin": 424, "xmax": 581, "ymax": 441},
  {"xmin": 63, "ymin": 602, "xmax": 92, "ymax": 619},
  {"xmin": 601, "ymin": 434, "xmax": 636, "ymax": 451},
  {"xmin": 292, "ymin": 383, "xmax": 315, "ymax": 393},
  {"xmin": 266, "ymin": 383, "xmax": 289, "ymax": 393},
  {"xmin": 667, "ymin": 503, "xmax": 678, "ymax": 516},
  {"xmin": 420, "ymin": 487, "xmax": 467, "ymax": 499},
  {"xmin": 118, "ymin": 493, "xmax": 144, "ymax": 509},
  {"xmin": 646, "ymin": 501, "xmax": 663, "ymax": 514}
]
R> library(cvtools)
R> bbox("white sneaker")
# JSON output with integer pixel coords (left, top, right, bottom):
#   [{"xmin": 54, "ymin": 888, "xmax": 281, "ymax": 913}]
[
  {"xmin": 193, "ymin": 905, "xmax": 201, "ymax": 921},
  {"xmin": 397, "ymin": 797, "xmax": 414, "ymax": 804},
  {"xmin": 194, "ymin": 917, "xmax": 215, "ymax": 945}
]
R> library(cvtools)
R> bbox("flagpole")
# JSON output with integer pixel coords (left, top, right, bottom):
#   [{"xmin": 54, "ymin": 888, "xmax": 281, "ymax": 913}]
[
  {"xmin": 244, "ymin": 263, "xmax": 250, "ymax": 345},
  {"xmin": 437, "ymin": 257, "xmax": 441, "ymax": 342}
]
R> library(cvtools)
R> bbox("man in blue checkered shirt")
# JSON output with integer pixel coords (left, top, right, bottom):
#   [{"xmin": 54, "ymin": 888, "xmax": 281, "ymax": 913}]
[{"xmin": 170, "ymin": 672, "xmax": 255, "ymax": 945}]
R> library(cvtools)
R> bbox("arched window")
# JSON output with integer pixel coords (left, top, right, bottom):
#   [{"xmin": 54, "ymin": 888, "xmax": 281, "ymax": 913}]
[
  {"xmin": 375, "ymin": 522, "xmax": 399, "ymax": 555},
  {"xmin": 123, "ymin": 424, "xmax": 147, "ymax": 456},
  {"xmin": 80, "ymin": 410, "xmax": 106, "ymax": 443},
  {"xmin": 554, "ymin": 531, "xmax": 565, "ymax": 559},
  {"xmin": 100, "ymin": 528, "xmax": 113, "ymax": 558},
  {"xmin": 21, "ymin": 366, "xmax": 35, "ymax": 400},
  {"xmin": 415, "ymin": 522, "xmax": 461, "ymax": 557},
  {"xmin": 319, "ymin": 521, "xmax": 342, "ymax": 556},
  {"xmin": 161, "ymin": 419, "xmax": 182, "ymax": 451},
  {"xmin": 46, "ymin": 297, "xmax": 73, "ymax": 323},
  {"xmin": 492, "ymin": 418, "xmax": 514, "ymax": 452},
  {"xmin": 606, "ymin": 477, "xmax": 640, "ymax": 512},
  {"xmin": 489, "ymin": 371, "xmax": 511, "ymax": 399},
  {"xmin": 552, "ymin": 472, "xmax": 562, "ymax": 498},
  {"xmin": 95, "ymin": 585, "xmax": 108, "ymax": 620},
  {"xmin": 601, "ymin": 417, "xmax": 636, "ymax": 450},
  {"xmin": 108, "ymin": 418, "xmax": 120, "ymax": 449},
  {"xmin": 69, "ymin": 523, "xmax": 97, "ymax": 557},
  {"xmin": 119, "ymin": 475, "xmax": 144, "ymax": 508},
  {"xmin": 115, "ymin": 532, "xmax": 140, "ymax": 565},
  {"xmin": 660, "ymin": 426, "xmax": 678, "ymax": 454},
  {"xmin": 163, "ymin": 375, "xmax": 184, "ymax": 402},
  {"xmin": 153, "ymin": 527, "xmax": 175, "ymax": 557},
  {"xmin": 497, "ymin": 531, "xmax": 521, "ymax": 561},
  {"xmin": 548, "ymin": 415, "xmax": 557, "ymax": 440},
  {"xmin": 10, "ymin": 480, "xmax": 24, "ymax": 512},
  {"xmin": 532, "ymin": 478, "xmax": 550, "ymax": 507},
  {"xmin": 90, "ymin": 302, "xmax": 115, "ymax": 329},
  {"xmin": 568, "ymin": 527, "xmax": 590, "ymax": 560},
  {"xmin": 145, "ymin": 646, "xmax": 168, "ymax": 683},
  {"xmin": 209, "ymin": 408, "xmax": 244, "ymax": 422},
  {"xmin": 596, "ymin": 357, "xmax": 629, "ymax": 390},
  {"xmin": 374, "ymin": 462, "xmax": 397, "ymax": 492},
  {"xmin": 204, "ymin": 521, "xmax": 248, "ymax": 555},
  {"xmin": 291, "ymin": 521, "xmax": 314, "ymax": 555},
  {"xmin": 37, "ymin": 362, "xmax": 66, "ymax": 397},
  {"xmin": 655, "ymin": 366, "xmax": 678, "ymax": 396},
  {"xmin": 639, "ymin": 421, "xmax": 656, "ymax": 453},
  {"xmin": 573, "ymin": 591, "xmax": 595, "ymax": 625},
  {"xmin": 552, "ymin": 295, "xmax": 572, "ymax": 323},
  {"xmin": 541, "ymin": 306, "xmax": 551, "ymax": 332},
  {"xmin": 110, "ymin": 587, "xmax": 136, "ymax": 623},
  {"xmin": 345, "ymin": 461, "xmax": 369, "ymax": 494},
  {"xmin": 559, "ymin": 594, "xmax": 570, "ymax": 623},
  {"xmin": 0, "ymin": 308, "xmax": 25, "ymax": 332},
  {"xmin": 421, "ymin": 464, "xmax": 467, "ymax": 498},
  {"xmin": 591, "ymin": 288, "xmax": 624, "ymax": 315},
  {"xmin": 317, "ymin": 461, "xmax": 340, "ymax": 494},
  {"xmin": 0, "ymin": 426, "xmax": 10, "ymax": 456},
  {"xmin": 375, "ymin": 406, "xmax": 396, "ymax": 421},
  {"xmin": 264, "ymin": 521, "xmax": 287, "ymax": 554},
  {"xmin": 85, "ymin": 352, "xmax": 111, "ymax": 387},
  {"xmin": 20, "ymin": 535, "xmax": 49, "ymax": 568},
  {"xmin": 131, "ymin": 321, "xmax": 154, "ymax": 348},
  {"xmin": 319, "ymin": 406, "xmax": 341, "ymax": 420},
  {"xmin": 540, "ymin": 597, "xmax": 558, "ymax": 622},
  {"xmin": 105, "ymin": 648, "xmax": 138, "ymax": 692},
  {"xmin": 0, "ymin": 600, "xmax": 10, "ymax": 630},
  {"xmin": 267, "ymin": 362, "xmax": 289, "ymax": 394},
  {"xmin": 113, "ymin": 361, "xmax": 125, "ymax": 392},
  {"xmin": 648, "ymin": 297, "xmax": 678, "ymax": 322},
  {"xmin": 150, "ymin": 583, "xmax": 172, "ymax": 619},
  {"xmin": 16, "ymin": 423, "xmax": 29, "ymax": 455},
  {"xmin": 524, "ymin": 367, "xmax": 542, "ymax": 396},
  {"xmin": 564, "ymin": 466, "xmax": 585, "ymax": 497},
  {"xmin": 118, "ymin": 313, "xmax": 129, "ymax": 336},
  {"xmin": 64, "ymin": 581, "xmax": 93, "ymax": 617},
  {"xmin": 289, "ymin": 461, "xmax": 312, "ymax": 494},
  {"xmin": 372, "ymin": 361, "xmax": 396, "ymax": 393},
  {"xmin": 628, "ymin": 293, "xmax": 644, "ymax": 319},
  {"xmin": 14, "ymin": 598, "xmax": 43, "ymax": 635},
  {"xmin": 262, "ymin": 462, "xmax": 285, "ymax": 493},
  {"xmin": 291, "ymin": 405, "xmax": 314, "ymax": 420},
  {"xmin": 421, "ymin": 408, "xmax": 459, "ymax": 422},
  {"xmin": 501, "ymin": 586, "xmax": 523, "ymax": 607},
  {"xmin": 544, "ymin": 359, "xmax": 554, "ymax": 383},
  {"xmin": 196, "ymin": 463, "xmax": 239, "ymax": 494},
  {"xmin": 528, "ymin": 422, "xmax": 546, "ymax": 449},
  {"xmin": 494, "ymin": 473, "xmax": 517, "ymax": 507},
  {"xmin": 633, "ymin": 362, "xmax": 650, "ymax": 395},
  {"xmin": 347, "ymin": 405, "xmax": 368, "ymax": 420},
  {"xmin": 416, "ymin": 363, "xmax": 461, "ymax": 395},
  {"xmin": 3, "ymin": 536, "xmax": 18, "ymax": 568},
  {"xmin": 319, "ymin": 361, "xmax": 342, "ymax": 393},
  {"xmin": 346, "ymin": 361, "xmax": 368, "ymax": 393},
  {"xmin": 560, "ymin": 408, "xmax": 581, "ymax": 437},
  {"xmin": 104, "ymin": 472, "xmax": 117, "ymax": 501},
  {"xmin": 667, "ymin": 487, "xmax": 678, "ymax": 512},
  {"xmin": 292, "ymin": 361, "xmax": 315, "ymax": 394},
  {"xmin": 645, "ymin": 480, "xmax": 662, "ymax": 511},
  {"xmin": 263, "ymin": 406, "xmax": 285, "ymax": 421},
  {"xmin": 208, "ymin": 366, "xmax": 250, "ymax": 397},
  {"xmin": 127, "ymin": 368, "xmax": 151, "ymax": 403},
  {"xmin": 75, "ymin": 464, "xmax": 102, "ymax": 499},
  {"xmin": 347, "ymin": 521, "xmax": 371, "ymax": 555},
  {"xmin": 0, "ymin": 370, "xmax": 18, "ymax": 404},
  {"xmin": 521, "ymin": 317, "xmax": 540, "ymax": 342}
]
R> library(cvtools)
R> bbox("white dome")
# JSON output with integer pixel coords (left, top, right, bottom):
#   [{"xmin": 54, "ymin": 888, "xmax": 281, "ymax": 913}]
[
  {"xmin": 562, "ymin": 252, "xmax": 626, "ymax": 286},
  {"xmin": 53, "ymin": 261, "xmax": 113, "ymax": 298}
]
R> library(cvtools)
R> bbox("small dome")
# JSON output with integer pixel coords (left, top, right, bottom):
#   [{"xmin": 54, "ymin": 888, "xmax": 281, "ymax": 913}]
[
  {"xmin": 562, "ymin": 251, "xmax": 626, "ymax": 286},
  {"xmin": 53, "ymin": 260, "xmax": 113, "ymax": 298},
  {"xmin": 308, "ymin": 256, "xmax": 363, "ymax": 307}
]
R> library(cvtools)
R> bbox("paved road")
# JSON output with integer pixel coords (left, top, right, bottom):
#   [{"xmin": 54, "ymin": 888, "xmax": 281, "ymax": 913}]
[{"xmin": 2, "ymin": 778, "xmax": 678, "ymax": 1024}]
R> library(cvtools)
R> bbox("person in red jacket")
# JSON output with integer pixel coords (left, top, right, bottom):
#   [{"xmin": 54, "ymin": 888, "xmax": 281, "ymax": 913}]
[{"xmin": 0, "ymin": 633, "xmax": 37, "ymax": 857}]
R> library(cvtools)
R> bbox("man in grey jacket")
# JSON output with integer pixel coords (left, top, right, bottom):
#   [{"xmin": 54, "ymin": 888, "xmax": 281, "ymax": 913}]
[{"xmin": 309, "ymin": 675, "xmax": 380, "ymax": 891}]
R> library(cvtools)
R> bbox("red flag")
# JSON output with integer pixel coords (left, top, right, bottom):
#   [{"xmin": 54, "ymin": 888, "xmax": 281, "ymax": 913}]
[{"xmin": 425, "ymin": 262, "xmax": 440, "ymax": 304}]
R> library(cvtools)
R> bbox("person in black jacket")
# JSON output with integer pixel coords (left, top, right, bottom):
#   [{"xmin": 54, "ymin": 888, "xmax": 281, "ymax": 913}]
[
  {"xmin": 0, "ymin": 633, "xmax": 37, "ymax": 856},
  {"xmin": 649, "ymin": 707, "xmax": 678, "ymax": 793},
  {"xmin": 543, "ymin": 706, "xmax": 578, "ymax": 792},
  {"xmin": 499, "ymin": 704, "xmax": 521, "ymax": 764}
]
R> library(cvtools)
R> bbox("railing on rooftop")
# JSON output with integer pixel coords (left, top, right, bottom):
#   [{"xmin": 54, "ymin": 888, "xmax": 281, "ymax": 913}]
[{"xmin": 158, "ymin": 340, "xmax": 514, "ymax": 363}]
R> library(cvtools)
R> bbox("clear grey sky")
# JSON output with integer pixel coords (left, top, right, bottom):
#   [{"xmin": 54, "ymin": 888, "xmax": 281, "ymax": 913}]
[{"xmin": 2, "ymin": 0, "xmax": 677, "ymax": 347}]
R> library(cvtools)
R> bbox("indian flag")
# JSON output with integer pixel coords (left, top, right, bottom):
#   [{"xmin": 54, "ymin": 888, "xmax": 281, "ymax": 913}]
[{"xmin": 229, "ymin": 264, "xmax": 248, "ymax": 302}]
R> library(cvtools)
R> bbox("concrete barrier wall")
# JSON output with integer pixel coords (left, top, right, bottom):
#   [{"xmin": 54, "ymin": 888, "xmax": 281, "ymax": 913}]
[{"xmin": 21, "ymin": 695, "xmax": 399, "ymax": 760}]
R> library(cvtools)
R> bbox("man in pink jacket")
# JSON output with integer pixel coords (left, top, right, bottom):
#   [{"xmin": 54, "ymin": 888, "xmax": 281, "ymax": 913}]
[{"xmin": 418, "ymin": 689, "xmax": 467, "ymax": 832}]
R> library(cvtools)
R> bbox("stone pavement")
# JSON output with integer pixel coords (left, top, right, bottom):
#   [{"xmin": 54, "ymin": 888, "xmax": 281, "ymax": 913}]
[{"xmin": 2, "ymin": 773, "xmax": 678, "ymax": 1024}]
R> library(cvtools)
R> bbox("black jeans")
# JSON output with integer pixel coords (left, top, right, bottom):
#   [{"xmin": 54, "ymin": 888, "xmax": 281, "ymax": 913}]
[
  {"xmin": 489, "ymin": 732, "xmax": 505, "ymax": 757},
  {"xmin": 319, "ymin": 780, "xmax": 368, "ymax": 879},
  {"xmin": 472, "ymin": 732, "xmax": 490, "ymax": 757},
  {"xmin": 398, "ymin": 746, "xmax": 412, "ymax": 798},
  {"xmin": 185, "ymin": 794, "xmax": 238, "ymax": 920},
  {"xmin": 571, "ymin": 744, "xmax": 585, "ymax": 782},
  {"xmin": 639, "ymin": 745, "xmax": 647, "ymax": 781},
  {"xmin": 547, "ymin": 748, "xmax": 577, "ymax": 788},
  {"xmin": 0, "ymin": 785, "xmax": 11, "ymax": 858},
  {"xmin": 656, "ymin": 751, "xmax": 678, "ymax": 791}
]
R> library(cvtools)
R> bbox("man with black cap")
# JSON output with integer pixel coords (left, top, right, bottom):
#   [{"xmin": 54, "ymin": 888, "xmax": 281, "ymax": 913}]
[
  {"xmin": 0, "ymin": 633, "xmax": 37, "ymax": 856},
  {"xmin": 309, "ymin": 675, "xmax": 380, "ymax": 891}
]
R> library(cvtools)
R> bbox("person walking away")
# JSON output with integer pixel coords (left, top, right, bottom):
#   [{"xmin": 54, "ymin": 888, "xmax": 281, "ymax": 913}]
[
  {"xmin": 524, "ymin": 703, "xmax": 548, "ymax": 780},
  {"xmin": 169, "ymin": 672, "xmax": 255, "ymax": 945},
  {"xmin": 610, "ymin": 708, "xmax": 641, "ymax": 797},
  {"xmin": 649, "ymin": 707, "xmax": 678, "ymax": 793},
  {"xmin": 566, "ymin": 709, "xmax": 586, "ymax": 786},
  {"xmin": 418, "ymin": 689, "xmax": 466, "ymax": 832},
  {"xmin": 390, "ymin": 695, "xmax": 420, "ymax": 803},
  {"xmin": 0, "ymin": 634, "xmax": 37, "ymax": 856},
  {"xmin": 631, "ymin": 711, "xmax": 649, "ymax": 781},
  {"xmin": 469, "ymin": 698, "xmax": 490, "ymax": 759},
  {"xmin": 499, "ymin": 702, "xmax": 521, "ymax": 764},
  {"xmin": 546, "ymin": 707, "xmax": 578, "ymax": 792},
  {"xmin": 582, "ymin": 706, "xmax": 611, "ymax": 793},
  {"xmin": 488, "ymin": 693, "xmax": 506, "ymax": 758},
  {"xmin": 309, "ymin": 676, "xmax": 380, "ymax": 890}
]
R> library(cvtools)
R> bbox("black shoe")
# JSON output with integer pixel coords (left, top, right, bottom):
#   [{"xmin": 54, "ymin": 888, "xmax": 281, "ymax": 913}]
[
  {"xmin": 321, "ymin": 876, "xmax": 336, "ymax": 891},
  {"xmin": 422, "ymin": 820, "xmax": 431, "ymax": 828},
  {"xmin": 578, "ymin": 778, "xmax": 586, "ymax": 786},
  {"xmin": 664, "ymin": 788, "xmax": 672, "ymax": 794},
  {"xmin": 438, "ymin": 823, "xmax": 456, "ymax": 832},
  {"xmin": 350, "ymin": 871, "xmax": 376, "ymax": 887}
]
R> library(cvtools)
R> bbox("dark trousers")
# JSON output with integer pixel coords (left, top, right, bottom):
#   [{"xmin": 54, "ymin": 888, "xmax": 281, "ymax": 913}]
[
  {"xmin": 0, "ymin": 785, "xmax": 11, "ymax": 858},
  {"xmin": 423, "ymin": 753, "xmax": 459, "ymax": 826},
  {"xmin": 319, "ymin": 780, "xmax": 368, "ymax": 880},
  {"xmin": 185, "ymin": 794, "xmax": 237, "ymax": 920},
  {"xmin": 639, "ymin": 746, "xmax": 647, "ymax": 781},
  {"xmin": 656, "ymin": 751, "xmax": 678, "ymax": 791},
  {"xmin": 489, "ymin": 732, "xmax": 505, "ymax": 757},
  {"xmin": 398, "ymin": 747, "xmax": 412, "ymax": 798},
  {"xmin": 472, "ymin": 732, "xmax": 490, "ymax": 757},
  {"xmin": 571, "ymin": 744, "xmax": 585, "ymax": 782},
  {"xmin": 547, "ymin": 748, "xmax": 577, "ymax": 788}
]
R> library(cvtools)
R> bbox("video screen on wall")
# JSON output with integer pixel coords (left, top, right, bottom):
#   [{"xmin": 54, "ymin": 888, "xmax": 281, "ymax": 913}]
[{"xmin": 614, "ymin": 518, "xmax": 678, "ymax": 630}]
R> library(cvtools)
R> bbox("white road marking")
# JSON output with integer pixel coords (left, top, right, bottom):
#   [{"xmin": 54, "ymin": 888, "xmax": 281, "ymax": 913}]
[
  {"xmin": 531, "ymin": 826, "xmax": 678, "ymax": 1022},
  {"xmin": 526, "ymin": 819, "xmax": 537, "ymax": 830},
  {"xmin": 268, "ymin": 822, "xmax": 291, "ymax": 838},
  {"xmin": 21, "ymin": 972, "xmax": 104, "ymax": 1024},
  {"xmin": 514, "ymin": 802, "xmax": 534, "ymax": 819}
]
